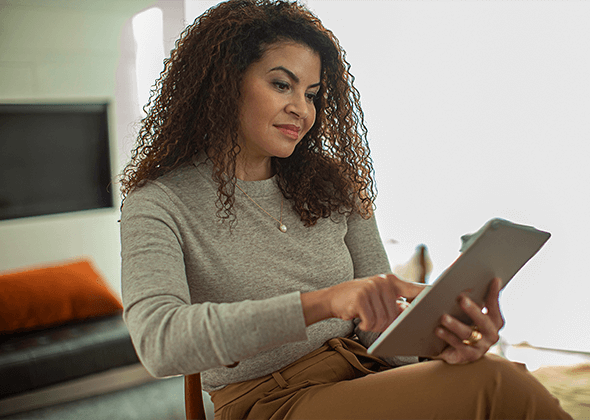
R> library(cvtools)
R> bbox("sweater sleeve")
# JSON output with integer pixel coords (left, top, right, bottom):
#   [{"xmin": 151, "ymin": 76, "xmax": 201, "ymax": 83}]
[
  {"xmin": 120, "ymin": 184, "xmax": 308, "ymax": 378},
  {"xmin": 343, "ymin": 211, "xmax": 390, "ymax": 348},
  {"xmin": 345, "ymin": 211, "xmax": 419, "ymax": 366},
  {"xmin": 344, "ymin": 211, "xmax": 392, "ymax": 279}
]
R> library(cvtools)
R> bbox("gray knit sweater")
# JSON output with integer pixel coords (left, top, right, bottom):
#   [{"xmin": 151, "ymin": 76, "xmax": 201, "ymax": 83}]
[{"xmin": 121, "ymin": 156, "xmax": 416, "ymax": 392}]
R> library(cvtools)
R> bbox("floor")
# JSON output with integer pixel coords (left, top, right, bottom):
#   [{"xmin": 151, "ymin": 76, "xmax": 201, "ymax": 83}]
[{"xmin": 1, "ymin": 376, "xmax": 186, "ymax": 420}]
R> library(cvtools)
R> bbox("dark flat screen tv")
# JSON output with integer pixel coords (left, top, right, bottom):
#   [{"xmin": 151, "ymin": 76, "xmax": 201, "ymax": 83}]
[{"xmin": 0, "ymin": 103, "xmax": 114, "ymax": 221}]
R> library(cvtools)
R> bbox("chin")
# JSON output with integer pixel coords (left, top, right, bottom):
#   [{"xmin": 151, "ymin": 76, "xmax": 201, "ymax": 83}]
[
  {"xmin": 274, "ymin": 151, "xmax": 295, "ymax": 159},
  {"xmin": 271, "ymin": 143, "xmax": 299, "ymax": 159}
]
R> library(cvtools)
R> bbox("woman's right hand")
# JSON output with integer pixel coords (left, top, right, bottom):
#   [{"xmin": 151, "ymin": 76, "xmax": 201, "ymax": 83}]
[{"xmin": 301, "ymin": 274, "xmax": 428, "ymax": 332}]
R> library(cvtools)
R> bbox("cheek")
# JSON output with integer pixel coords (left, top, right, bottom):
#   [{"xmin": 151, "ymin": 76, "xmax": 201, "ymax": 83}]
[
  {"xmin": 241, "ymin": 102, "xmax": 266, "ymax": 134},
  {"xmin": 239, "ymin": 84, "xmax": 272, "ymax": 130},
  {"xmin": 250, "ymin": 96, "xmax": 278, "ymax": 125}
]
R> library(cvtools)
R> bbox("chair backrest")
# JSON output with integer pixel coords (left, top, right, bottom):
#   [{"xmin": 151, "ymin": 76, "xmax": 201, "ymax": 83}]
[{"xmin": 185, "ymin": 373, "xmax": 207, "ymax": 420}]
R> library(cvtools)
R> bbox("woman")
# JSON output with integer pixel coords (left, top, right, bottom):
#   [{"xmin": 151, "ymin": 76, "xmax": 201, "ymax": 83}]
[{"xmin": 120, "ymin": 1, "xmax": 571, "ymax": 418}]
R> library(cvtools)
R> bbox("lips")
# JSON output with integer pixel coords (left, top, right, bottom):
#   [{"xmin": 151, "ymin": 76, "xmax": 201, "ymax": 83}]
[{"xmin": 275, "ymin": 124, "xmax": 300, "ymax": 140}]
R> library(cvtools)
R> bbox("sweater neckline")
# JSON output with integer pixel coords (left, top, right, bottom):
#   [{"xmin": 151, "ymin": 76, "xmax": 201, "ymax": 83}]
[{"xmin": 193, "ymin": 153, "xmax": 280, "ymax": 199}]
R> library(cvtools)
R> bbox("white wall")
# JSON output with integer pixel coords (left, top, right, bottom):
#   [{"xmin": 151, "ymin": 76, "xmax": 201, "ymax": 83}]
[
  {"xmin": 0, "ymin": 0, "xmax": 157, "ymax": 295},
  {"xmin": 303, "ymin": 0, "xmax": 590, "ymax": 351}
]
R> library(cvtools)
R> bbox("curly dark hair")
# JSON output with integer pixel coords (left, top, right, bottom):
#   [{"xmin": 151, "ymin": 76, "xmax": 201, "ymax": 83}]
[{"xmin": 120, "ymin": 0, "xmax": 376, "ymax": 226}]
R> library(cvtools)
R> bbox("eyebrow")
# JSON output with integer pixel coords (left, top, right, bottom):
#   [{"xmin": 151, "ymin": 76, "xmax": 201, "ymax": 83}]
[{"xmin": 268, "ymin": 66, "xmax": 321, "ymax": 89}]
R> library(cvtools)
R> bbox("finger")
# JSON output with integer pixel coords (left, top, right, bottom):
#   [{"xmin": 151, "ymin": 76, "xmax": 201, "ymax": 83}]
[
  {"xmin": 365, "ymin": 275, "xmax": 404, "ymax": 330},
  {"xmin": 396, "ymin": 300, "xmax": 410, "ymax": 313},
  {"xmin": 356, "ymin": 307, "xmax": 374, "ymax": 331},
  {"xmin": 356, "ymin": 282, "xmax": 380, "ymax": 331},
  {"xmin": 458, "ymin": 296, "xmax": 499, "ymax": 343},
  {"xmin": 380, "ymin": 276, "xmax": 404, "ymax": 321},
  {"xmin": 372, "ymin": 295, "xmax": 392, "ymax": 332},
  {"xmin": 432, "ymin": 351, "xmax": 464, "ymax": 365},
  {"xmin": 440, "ymin": 314, "xmax": 476, "ymax": 344},
  {"xmin": 442, "ymin": 294, "xmax": 500, "ymax": 350},
  {"xmin": 485, "ymin": 278, "xmax": 505, "ymax": 330},
  {"xmin": 434, "ymin": 344, "xmax": 479, "ymax": 365},
  {"xmin": 376, "ymin": 293, "xmax": 396, "ymax": 331},
  {"xmin": 380, "ymin": 274, "xmax": 429, "ymax": 301},
  {"xmin": 366, "ymin": 278, "xmax": 393, "ymax": 331},
  {"xmin": 435, "ymin": 326, "xmax": 481, "ymax": 363}
]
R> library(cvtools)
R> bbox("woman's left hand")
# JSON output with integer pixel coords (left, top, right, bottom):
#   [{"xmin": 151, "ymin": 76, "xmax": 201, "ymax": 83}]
[{"xmin": 434, "ymin": 277, "xmax": 505, "ymax": 364}]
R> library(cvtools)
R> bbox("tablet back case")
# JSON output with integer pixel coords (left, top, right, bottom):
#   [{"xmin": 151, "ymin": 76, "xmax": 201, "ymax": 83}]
[{"xmin": 368, "ymin": 218, "xmax": 550, "ymax": 357}]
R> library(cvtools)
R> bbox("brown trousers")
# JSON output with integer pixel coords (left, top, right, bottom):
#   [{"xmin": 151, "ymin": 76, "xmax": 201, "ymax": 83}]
[{"xmin": 210, "ymin": 337, "xmax": 572, "ymax": 420}]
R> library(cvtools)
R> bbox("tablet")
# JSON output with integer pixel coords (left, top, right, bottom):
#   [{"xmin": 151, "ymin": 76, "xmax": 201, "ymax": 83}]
[{"xmin": 367, "ymin": 218, "xmax": 551, "ymax": 358}]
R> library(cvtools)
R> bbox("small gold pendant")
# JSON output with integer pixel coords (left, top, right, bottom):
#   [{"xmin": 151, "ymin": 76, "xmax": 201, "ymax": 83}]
[{"xmin": 279, "ymin": 224, "xmax": 287, "ymax": 233}]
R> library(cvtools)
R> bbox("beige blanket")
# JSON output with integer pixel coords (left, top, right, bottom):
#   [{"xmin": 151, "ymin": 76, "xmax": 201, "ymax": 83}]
[{"xmin": 532, "ymin": 363, "xmax": 590, "ymax": 419}]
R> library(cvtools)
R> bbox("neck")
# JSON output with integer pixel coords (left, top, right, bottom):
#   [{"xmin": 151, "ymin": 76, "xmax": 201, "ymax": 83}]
[{"xmin": 235, "ymin": 155, "xmax": 273, "ymax": 181}]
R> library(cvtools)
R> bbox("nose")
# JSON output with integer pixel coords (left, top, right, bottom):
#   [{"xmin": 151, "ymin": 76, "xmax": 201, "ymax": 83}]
[{"xmin": 286, "ymin": 93, "xmax": 309, "ymax": 120}]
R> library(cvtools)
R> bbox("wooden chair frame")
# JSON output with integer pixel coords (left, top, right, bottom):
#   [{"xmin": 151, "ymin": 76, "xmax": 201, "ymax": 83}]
[{"xmin": 184, "ymin": 373, "xmax": 206, "ymax": 420}]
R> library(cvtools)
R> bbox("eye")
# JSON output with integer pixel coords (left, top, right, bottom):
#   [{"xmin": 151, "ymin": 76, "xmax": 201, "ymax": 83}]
[
  {"xmin": 273, "ymin": 81, "xmax": 290, "ymax": 91},
  {"xmin": 306, "ymin": 91, "xmax": 319, "ymax": 102}
]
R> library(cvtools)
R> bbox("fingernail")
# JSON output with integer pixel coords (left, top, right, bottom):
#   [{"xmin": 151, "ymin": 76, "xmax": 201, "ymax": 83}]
[{"xmin": 462, "ymin": 297, "xmax": 471, "ymax": 307}]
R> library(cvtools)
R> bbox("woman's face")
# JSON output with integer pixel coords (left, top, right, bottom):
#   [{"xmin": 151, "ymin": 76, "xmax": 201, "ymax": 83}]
[{"xmin": 237, "ymin": 41, "xmax": 321, "ymax": 165}]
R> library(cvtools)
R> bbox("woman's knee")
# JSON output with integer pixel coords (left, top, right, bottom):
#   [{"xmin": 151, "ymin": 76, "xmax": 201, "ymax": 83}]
[{"xmin": 465, "ymin": 354, "xmax": 540, "ymax": 397}]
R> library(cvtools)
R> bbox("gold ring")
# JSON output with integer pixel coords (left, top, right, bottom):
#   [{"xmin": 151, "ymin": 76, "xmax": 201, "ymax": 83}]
[{"xmin": 462, "ymin": 326, "xmax": 483, "ymax": 346}]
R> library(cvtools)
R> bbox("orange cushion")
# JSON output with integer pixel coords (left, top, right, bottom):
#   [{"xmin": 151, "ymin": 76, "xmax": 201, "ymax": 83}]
[{"xmin": 0, "ymin": 259, "xmax": 122, "ymax": 334}]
